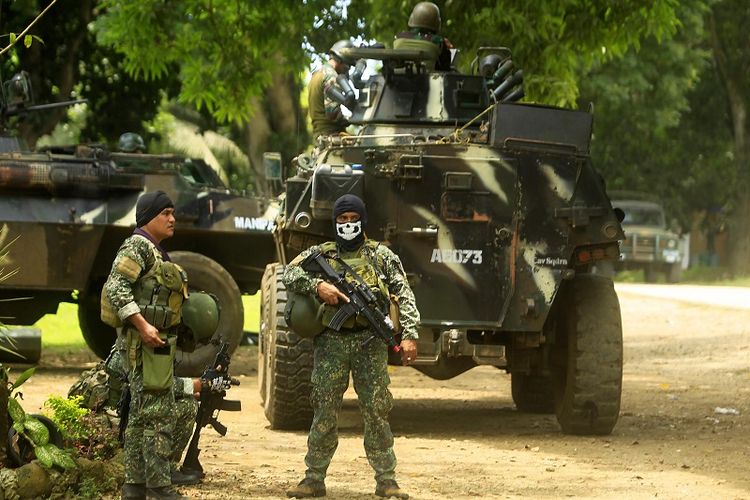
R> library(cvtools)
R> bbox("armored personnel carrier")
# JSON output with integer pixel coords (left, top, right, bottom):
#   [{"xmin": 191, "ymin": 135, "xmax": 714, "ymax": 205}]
[
  {"xmin": 259, "ymin": 47, "xmax": 625, "ymax": 435},
  {"xmin": 0, "ymin": 72, "xmax": 277, "ymax": 375}
]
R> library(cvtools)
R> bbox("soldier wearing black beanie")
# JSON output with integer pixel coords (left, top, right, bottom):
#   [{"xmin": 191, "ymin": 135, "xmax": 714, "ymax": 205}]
[{"xmin": 136, "ymin": 191, "xmax": 174, "ymax": 228}]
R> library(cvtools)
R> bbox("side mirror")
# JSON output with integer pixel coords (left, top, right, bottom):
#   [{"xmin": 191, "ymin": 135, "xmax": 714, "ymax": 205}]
[{"xmin": 263, "ymin": 152, "xmax": 282, "ymax": 181}]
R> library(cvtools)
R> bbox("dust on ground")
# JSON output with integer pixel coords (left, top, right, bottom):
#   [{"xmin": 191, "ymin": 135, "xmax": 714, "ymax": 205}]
[{"xmin": 13, "ymin": 290, "xmax": 750, "ymax": 499}]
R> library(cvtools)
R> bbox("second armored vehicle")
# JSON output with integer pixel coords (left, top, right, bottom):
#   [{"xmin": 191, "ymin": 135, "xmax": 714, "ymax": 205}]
[{"xmin": 0, "ymin": 73, "xmax": 278, "ymax": 374}]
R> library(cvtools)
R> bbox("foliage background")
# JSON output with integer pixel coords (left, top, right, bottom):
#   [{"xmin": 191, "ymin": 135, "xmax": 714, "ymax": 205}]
[{"xmin": 2, "ymin": 0, "xmax": 749, "ymax": 270}]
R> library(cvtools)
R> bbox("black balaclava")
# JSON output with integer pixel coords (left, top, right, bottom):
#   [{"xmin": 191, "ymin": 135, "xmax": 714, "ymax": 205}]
[
  {"xmin": 333, "ymin": 194, "xmax": 366, "ymax": 252},
  {"xmin": 136, "ymin": 190, "xmax": 174, "ymax": 227}
]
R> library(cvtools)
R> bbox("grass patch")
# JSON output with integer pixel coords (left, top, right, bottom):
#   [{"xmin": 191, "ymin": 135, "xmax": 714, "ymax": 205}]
[
  {"xmin": 33, "ymin": 294, "xmax": 261, "ymax": 352},
  {"xmin": 242, "ymin": 293, "xmax": 261, "ymax": 332},
  {"xmin": 35, "ymin": 303, "xmax": 84, "ymax": 350}
]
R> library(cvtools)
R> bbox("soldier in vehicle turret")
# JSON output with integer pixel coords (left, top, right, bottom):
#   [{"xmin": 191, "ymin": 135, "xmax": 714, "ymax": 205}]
[
  {"xmin": 284, "ymin": 194, "xmax": 419, "ymax": 499},
  {"xmin": 394, "ymin": 2, "xmax": 453, "ymax": 71},
  {"xmin": 308, "ymin": 40, "xmax": 358, "ymax": 141}
]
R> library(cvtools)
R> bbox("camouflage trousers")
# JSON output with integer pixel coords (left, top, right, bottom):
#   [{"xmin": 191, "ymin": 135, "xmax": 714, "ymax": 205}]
[
  {"xmin": 122, "ymin": 331, "xmax": 175, "ymax": 488},
  {"xmin": 171, "ymin": 395, "xmax": 198, "ymax": 469},
  {"xmin": 113, "ymin": 334, "xmax": 196, "ymax": 480},
  {"xmin": 304, "ymin": 329, "xmax": 396, "ymax": 482}
]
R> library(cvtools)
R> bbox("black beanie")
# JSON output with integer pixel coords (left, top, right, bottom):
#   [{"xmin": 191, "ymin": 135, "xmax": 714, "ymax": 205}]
[
  {"xmin": 136, "ymin": 190, "xmax": 174, "ymax": 227},
  {"xmin": 332, "ymin": 194, "xmax": 367, "ymax": 228}
]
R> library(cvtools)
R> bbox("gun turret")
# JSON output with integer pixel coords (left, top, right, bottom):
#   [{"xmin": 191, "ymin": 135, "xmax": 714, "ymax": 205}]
[{"xmin": 0, "ymin": 71, "xmax": 86, "ymax": 121}]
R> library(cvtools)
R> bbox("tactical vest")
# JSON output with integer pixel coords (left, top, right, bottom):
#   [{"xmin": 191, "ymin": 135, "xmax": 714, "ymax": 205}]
[
  {"xmin": 100, "ymin": 237, "xmax": 188, "ymax": 329},
  {"xmin": 319, "ymin": 240, "xmax": 390, "ymax": 330}
]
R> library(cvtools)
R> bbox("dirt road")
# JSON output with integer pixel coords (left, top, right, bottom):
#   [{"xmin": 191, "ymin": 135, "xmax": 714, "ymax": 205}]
[{"xmin": 16, "ymin": 286, "xmax": 750, "ymax": 499}]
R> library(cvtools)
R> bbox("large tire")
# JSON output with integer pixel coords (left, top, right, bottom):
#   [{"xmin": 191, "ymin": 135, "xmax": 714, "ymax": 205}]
[
  {"xmin": 78, "ymin": 281, "xmax": 117, "ymax": 360},
  {"xmin": 170, "ymin": 252, "xmax": 244, "ymax": 377},
  {"xmin": 258, "ymin": 264, "xmax": 313, "ymax": 430},
  {"xmin": 553, "ymin": 274, "xmax": 623, "ymax": 435},
  {"xmin": 511, "ymin": 372, "xmax": 555, "ymax": 414}
]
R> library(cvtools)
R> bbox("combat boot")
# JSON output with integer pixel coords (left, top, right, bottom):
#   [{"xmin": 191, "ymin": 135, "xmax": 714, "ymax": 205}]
[
  {"xmin": 171, "ymin": 468, "xmax": 201, "ymax": 485},
  {"xmin": 122, "ymin": 483, "xmax": 146, "ymax": 500},
  {"xmin": 145, "ymin": 486, "xmax": 189, "ymax": 499},
  {"xmin": 286, "ymin": 478, "xmax": 326, "ymax": 498},
  {"xmin": 375, "ymin": 479, "xmax": 409, "ymax": 499}
]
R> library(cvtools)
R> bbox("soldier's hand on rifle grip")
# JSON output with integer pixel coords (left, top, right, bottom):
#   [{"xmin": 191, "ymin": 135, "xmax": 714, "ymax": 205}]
[
  {"xmin": 400, "ymin": 339, "xmax": 417, "ymax": 366},
  {"xmin": 317, "ymin": 281, "xmax": 350, "ymax": 305}
]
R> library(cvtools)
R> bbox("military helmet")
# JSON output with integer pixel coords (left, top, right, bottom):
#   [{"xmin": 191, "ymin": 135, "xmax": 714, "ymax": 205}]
[
  {"xmin": 285, "ymin": 291, "xmax": 325, "ymax": 339},
  {"xmin": 182, "ymin": 291, "xmax": 220, "ymax": 343},
  {"xmin": 329, "ymin": 40, "xmax": 356, "ymax": 65},
  {"xmin": 118, "ymin": 132, "xmax": 146, "ymax": 153},
  {"xmin": 408, "ymin": 2, "xmax": 441, "ymax": 33}
]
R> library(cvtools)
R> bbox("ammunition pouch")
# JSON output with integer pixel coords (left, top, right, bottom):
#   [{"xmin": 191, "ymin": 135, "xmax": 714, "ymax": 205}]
[
  {"xmin": 141, "ymin": 333, "xmax": 176, "ymax": 391},
  {"xmin": 134, "ymin": 260, "xmax": 188, "ymax": 329}
]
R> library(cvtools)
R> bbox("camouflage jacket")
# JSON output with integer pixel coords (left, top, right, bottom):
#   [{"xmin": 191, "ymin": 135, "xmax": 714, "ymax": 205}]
[
  {"xmin": 282, "ymin": 240, "xmax": 420, "ymax": 340},
  {"xmin": 308, "ymin": 61, "xmax": 348, "ymax": 139},
  {"xmin": 103, "ymin": 233, "xmax": 162, "ymax": 322},
  {"xmin": 395, "ymin": 28, "xmax": 453, "ymax": 70}
]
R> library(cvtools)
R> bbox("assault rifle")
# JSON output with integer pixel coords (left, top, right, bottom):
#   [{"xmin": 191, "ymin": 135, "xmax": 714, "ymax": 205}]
[
  {"xmin": 300, "ymin": 250, "xmax": 401, "ymax": 352},
  {"xmin": 182, "ymin": 341, "xmax": 241, "ymax": 476}
]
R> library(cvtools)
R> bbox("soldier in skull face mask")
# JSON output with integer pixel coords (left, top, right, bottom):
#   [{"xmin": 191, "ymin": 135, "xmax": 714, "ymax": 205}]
[{"xmin": 283, "ymin": 194, "xmax": 420, "ymax": 499}]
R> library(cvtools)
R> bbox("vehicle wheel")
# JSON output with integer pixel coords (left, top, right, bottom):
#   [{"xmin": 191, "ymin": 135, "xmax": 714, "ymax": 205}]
[
  {"xmin": 170, "ymin": 252, "xmax": 244, "ymax": 377},
  {"xmin": 511, "ymin": 372, "xmax": 555, "ymax": 414},
  {"xmin": 259, "ymin": 264, "xmax": 313, "ymax": 430},
  {"xmin": 553, "ymin": 274, "xmax": 623, "ymax": 435},
  {"xmin": 644, "ymin": 265, "xmax": 658, "ymax": 283},
  {"xmin": 666, "ymin": 263, "xmax": 682, "ymax": 283},
  {"xmin": 7, "ymin": 414, "xmax": 65, "ymax": 467},
  {"xmin": 78, "ymin": 280, "xmax": 117, "ymax": 360}
]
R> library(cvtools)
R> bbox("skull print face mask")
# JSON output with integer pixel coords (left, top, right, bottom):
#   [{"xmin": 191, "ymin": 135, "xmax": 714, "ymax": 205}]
[{"xmin": 336, "ymin": 220, "xmax": 362, "ymax": 241}]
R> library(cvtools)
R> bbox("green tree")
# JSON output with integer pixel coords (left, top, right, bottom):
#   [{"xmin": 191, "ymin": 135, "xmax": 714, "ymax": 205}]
[
  {"xmin": 577, "ymin": 0, "xmax": 732, "ymax": 228},
  {"xmin": 352, "ymin": 0, "xmax": 681, "ymax": 105},
  {"xmin": 0, "ymin": 0, "xmax": 170, "ymax": 147},
  {"xmin": 707, "ymin": 0, "xmax": 750, "ymax": 273}
]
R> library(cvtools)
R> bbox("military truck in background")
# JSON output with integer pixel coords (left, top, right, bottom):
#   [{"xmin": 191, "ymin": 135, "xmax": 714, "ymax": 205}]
[
  {"xmin": 0, "ymin": 72, "xmax": 278, "ymax": 375},
  {"xmin": 611, "ymin": 195, "xmax": 684, "ymax": 283},
  {"xmin": 259, "ymin": 47, "xmax": 625, "ymax": 435}
]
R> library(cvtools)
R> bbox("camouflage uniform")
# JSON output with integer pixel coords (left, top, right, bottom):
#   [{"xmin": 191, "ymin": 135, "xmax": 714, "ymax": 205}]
[
  {"xmin": 395, "ymin": 28, "xmax": 453, "ymax": 70},
  {"xmin": 308, "ymin": 61, "xmax": 348, "ymax": 140},
  {"xmin": 282, "ymin": 240, "xmax": 420, "ymax": 482},
  {"xmin": 103, "ymin": 233, "xmax": 177, "ymax": 488},
  {"xmin": 106, "ymin": 340, "xmax": 198, "ymax": 472}
]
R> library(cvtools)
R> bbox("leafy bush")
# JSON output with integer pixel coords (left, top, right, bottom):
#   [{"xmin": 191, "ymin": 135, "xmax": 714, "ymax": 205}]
[{"xmin": 44, "ymin": 396, "xmax": 119, "ymax": 460}]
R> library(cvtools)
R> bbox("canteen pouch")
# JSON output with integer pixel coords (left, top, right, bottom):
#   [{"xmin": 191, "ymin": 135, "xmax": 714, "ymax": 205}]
[{"xmin": 142, "ymin": 334, "xmax": 175, "ymax": 391}]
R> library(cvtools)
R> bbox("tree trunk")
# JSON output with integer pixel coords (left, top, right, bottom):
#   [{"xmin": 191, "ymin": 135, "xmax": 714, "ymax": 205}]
[
  {"xmin": 242, "ymin": 67, "xmax": 306, "ymax": 196},
  {"xmin": 708, "ymin": 8, "xmax": 750, "ymax": 275},
  {"xmin": 18, "ymin": 0, "xmax": 93, "ymax": 147}
]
